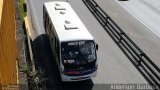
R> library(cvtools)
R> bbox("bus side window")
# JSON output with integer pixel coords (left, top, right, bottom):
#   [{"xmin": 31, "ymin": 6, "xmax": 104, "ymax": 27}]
[
  {"xmin": 47, "ymin": 21, "xmax": 52, "ymax": 36},
  {"xmin": 44, "ymin": 14, "xmax": 47, "ymax": 30},
  {"xmin": 51, "ymin": 37, "xmax": 54, "ymax": 44},
  {"xmin": 45, "ymin": 16, "xmax": 49, "ymax": 33},
  {"xmin": 44, "ymin": 12, "xmax": 48, "ymax": 32},
  {"xmin": 55, "ymin": 38, "xmax": 60, "ymax": 59},
  {"xmin": 55, "ymin": 37, "xmax": 57, "ymax": 48},
  {"xmin": 58, "ymin": 40, "xmax": 60, "ymax": 58},
  {"xmin": 57, "ymin": 39, "xmax": 60, "ymax": 60}
]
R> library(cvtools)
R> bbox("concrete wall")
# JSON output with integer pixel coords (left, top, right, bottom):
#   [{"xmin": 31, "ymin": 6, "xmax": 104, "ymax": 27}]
[{"xmin": 0, "ymin": 0, "xmax": 18, "ymax": 89}]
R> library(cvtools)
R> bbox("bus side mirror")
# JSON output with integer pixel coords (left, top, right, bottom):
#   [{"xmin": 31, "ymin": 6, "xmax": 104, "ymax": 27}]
[{"xmin": 95, "ymin": 43, "xmax": 98, "ymax": 50}]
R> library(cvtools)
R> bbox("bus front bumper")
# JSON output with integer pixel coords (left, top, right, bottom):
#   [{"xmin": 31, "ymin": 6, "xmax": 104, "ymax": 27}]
[{"xmin": 60, "ymin": 71, "xmax": 97, "ymax": 82}]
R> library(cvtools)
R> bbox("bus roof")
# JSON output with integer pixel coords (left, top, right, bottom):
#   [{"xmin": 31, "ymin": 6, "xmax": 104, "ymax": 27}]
[{"xmin": 44, "ymin": 1, "xmax": 94, "ymax": 42}]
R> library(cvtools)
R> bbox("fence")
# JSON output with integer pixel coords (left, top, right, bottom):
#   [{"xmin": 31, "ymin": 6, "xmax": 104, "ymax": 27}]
[
  {"xmin": 83, "ymin": 0, "xmax": 160, "ymax": 89},
  {"xmin": 0, "ymin": 0, "xmax": 18, "ymax": 89}
]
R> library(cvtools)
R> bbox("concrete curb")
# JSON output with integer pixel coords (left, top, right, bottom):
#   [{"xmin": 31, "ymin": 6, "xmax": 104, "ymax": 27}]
[{"xmin": 24, "ymin": 16, "xmax": 36, "ymax": 72}]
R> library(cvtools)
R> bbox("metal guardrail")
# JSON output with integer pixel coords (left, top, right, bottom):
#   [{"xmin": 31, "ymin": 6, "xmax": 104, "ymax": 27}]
[{"xmin": 83, "ymin": 0, "xmax": 160, "ymax": 89}]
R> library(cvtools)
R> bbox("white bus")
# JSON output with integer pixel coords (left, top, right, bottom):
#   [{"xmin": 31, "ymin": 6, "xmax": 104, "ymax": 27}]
[{"xmin": 43, "ymin": 1, "xmax": 98, "ymax": 81}]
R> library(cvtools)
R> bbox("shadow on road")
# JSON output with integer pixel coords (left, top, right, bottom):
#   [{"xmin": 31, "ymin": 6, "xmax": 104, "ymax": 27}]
[{"xmin": 31, "ymin": 34, "xmax": 94, "ymax": 90}]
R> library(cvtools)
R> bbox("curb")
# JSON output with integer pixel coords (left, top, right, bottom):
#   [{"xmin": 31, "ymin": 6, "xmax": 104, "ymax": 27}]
[{"xmin": 24, "ymin": 16, "xmax": 36, "ymax": 72}]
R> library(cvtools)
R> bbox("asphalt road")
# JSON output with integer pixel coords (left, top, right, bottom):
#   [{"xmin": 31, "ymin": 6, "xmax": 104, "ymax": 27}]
[
  {"xmin": 24, "ymin": 0, "xmax": 160, "ymax": 89},
  {"xmin": 116, "ymin": 0, "xmax": 160, "ymax": 38},
  {"xmin": 105, "ymin": 0, "xmax": 160, "ymax": 69}
]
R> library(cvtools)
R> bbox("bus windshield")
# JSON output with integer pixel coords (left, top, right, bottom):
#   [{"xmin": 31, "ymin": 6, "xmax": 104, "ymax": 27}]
[{"xmin": 61, "ymin": 41, "xmax": 96, "ymax": 65}]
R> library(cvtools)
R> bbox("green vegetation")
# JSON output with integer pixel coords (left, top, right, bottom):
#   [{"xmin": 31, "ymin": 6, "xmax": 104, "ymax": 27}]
[
  {"xmin": 18, "ymin": 1, "xmax": 48, "ymax": 89},
  {"xmin": 19, "ymin": 0, "xmax": 26, "ymax": 19},
  {"xmin": 28, "ymin": 70, "xmax": 48, "ymax": 90},
  {"xmin": 23, "ymin": 23, "xmax": 47, "ymax": 90}
]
